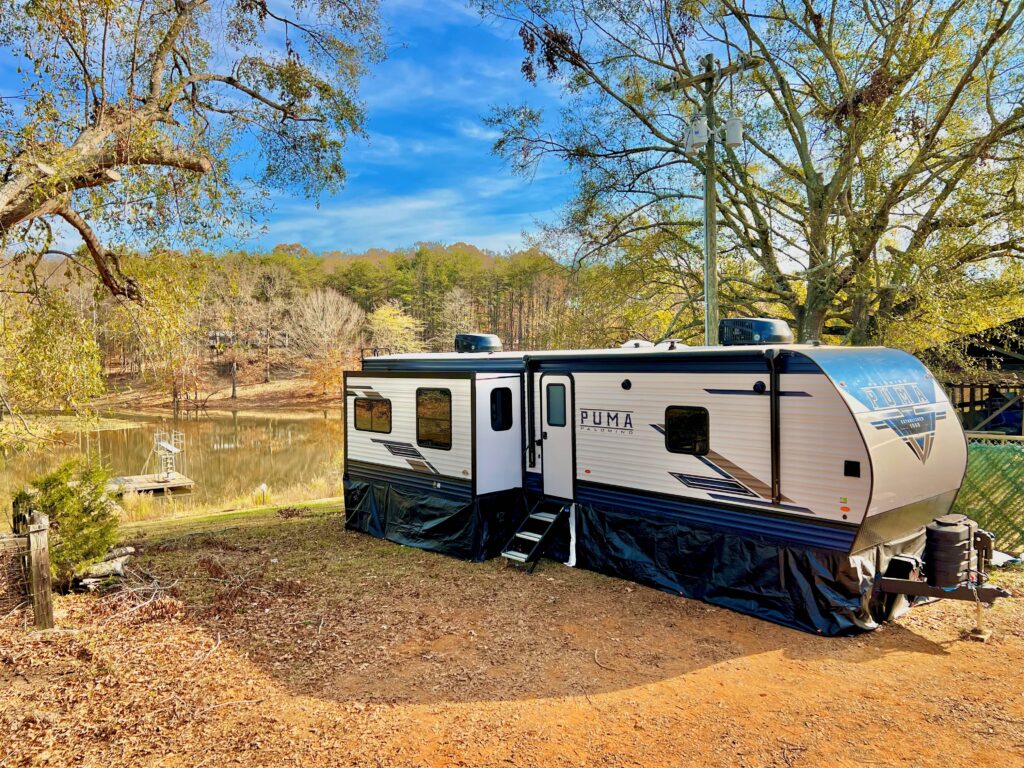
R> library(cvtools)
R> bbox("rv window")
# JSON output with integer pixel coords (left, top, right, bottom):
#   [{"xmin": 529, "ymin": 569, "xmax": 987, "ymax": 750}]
[
  {"xmin": 416, "ymin": 388, "xmax": 452, "ymax": 450},
  {"xmin": 353, "ymin": 398, "xmax": 392, "ymax": 434},
  {"xmin": 546, "ymin": 383, "xmax": 567, "ymax": 427},
  {"xmin": 664, "ymin": 406, "xmax": 709, "ymax": 455},
  {"xmin": 490, "ymin": 387, "xmax": 513, "ymax": 431}
]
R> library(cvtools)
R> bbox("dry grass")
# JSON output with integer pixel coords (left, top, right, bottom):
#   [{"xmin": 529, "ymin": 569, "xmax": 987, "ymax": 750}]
[{"xmin": 115, "ymin": 474, "xmax": 344, "ymax": 525}]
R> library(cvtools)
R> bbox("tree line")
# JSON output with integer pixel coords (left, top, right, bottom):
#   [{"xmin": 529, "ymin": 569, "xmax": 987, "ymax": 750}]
[{"xmin": 0, "ymin": 240, "xmax": 680, "ymax": 429}]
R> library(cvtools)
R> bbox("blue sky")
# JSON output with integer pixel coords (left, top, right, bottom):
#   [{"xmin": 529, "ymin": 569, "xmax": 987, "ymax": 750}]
[{"xmin": 257, "ymin": 0, "xmax": 574, "ymax": 254}]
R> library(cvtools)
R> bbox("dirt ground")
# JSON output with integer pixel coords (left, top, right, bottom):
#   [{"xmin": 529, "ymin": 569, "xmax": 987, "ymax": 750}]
[{"xmin": 2, "ymin": 512, "xmax": 1023, "ymax": 768}]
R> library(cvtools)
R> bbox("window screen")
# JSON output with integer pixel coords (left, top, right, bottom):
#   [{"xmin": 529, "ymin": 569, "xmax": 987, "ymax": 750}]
[
  {"xmin": 546, "ymin": 383, "xmax": 566, "ymax": 427},
  {"xmin": 353, "ymin": 398, "xmax": 392, "ymax": 433},
  {"xmin": 490, "ymin": 387, "xmax": 513, "ymax": 431},
  {"xmin": 664, "ymin": 406, "xmax": 709, "ymax": 455},
  {"xmin": 416, "ymin": 388, "xmax": 452, "ymax": 450}
]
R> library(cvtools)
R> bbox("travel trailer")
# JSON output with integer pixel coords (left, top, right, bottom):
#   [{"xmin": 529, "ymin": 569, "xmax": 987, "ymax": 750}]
[{"xmin": 343, "ymin": 325, "xmax": 1007, "ymax": 635}]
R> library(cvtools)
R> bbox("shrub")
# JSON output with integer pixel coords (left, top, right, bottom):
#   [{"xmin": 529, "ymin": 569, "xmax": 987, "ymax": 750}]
[{"xmin": 12, "ymin": 459, "xmax": 119, "ymax": 590}]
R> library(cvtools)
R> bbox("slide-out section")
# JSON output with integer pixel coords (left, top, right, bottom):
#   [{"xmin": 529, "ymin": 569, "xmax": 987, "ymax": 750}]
[{"xmin": 345, "ymin": 373, "xmax": 472, "ymax": 482}]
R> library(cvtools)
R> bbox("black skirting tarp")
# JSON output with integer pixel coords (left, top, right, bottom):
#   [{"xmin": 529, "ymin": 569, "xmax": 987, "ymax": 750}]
[
  {"xmin": 344, "ymin": 476, "xmax": 526, "ymax": 562},
  {"xmin": 571, "ymin": 501, "xmax": 926, "ymax": 636},
  {"xmin": 345, "ymin": 473, "xmax": 928, "ymax": 635}
]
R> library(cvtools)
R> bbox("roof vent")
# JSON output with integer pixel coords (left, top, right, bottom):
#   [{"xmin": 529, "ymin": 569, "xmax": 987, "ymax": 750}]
[
  {"xmin": 620, "ymin": 339, "xmax": 654, "ymax": 349},
  {"xmin": 654, "ymin": 338, "xmax": 686, "ymax": 350},
  {"xmin": 455, "ymin": 333, "xmax": 503, "ymax": 353},
  {"xmin": 719, "ymin": 318, "xmax": 794, "ymax": 346}
]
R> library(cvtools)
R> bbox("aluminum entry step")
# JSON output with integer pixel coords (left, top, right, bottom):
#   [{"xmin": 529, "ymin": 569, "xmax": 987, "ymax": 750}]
[{"xmin": 501, "ymin": 502, "xmax": 568, "ymax": 572}]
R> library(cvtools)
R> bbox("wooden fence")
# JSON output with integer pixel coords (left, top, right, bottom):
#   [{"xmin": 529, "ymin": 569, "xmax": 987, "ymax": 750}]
[
  {"xmin": 0, "ymin": 533, "xmax": 29, "ymax": 616},
  {"xmin": 954, "ymin": 434, "xmax": 1024, "ymax": 555},
  {"xmin": 1, "ymin": 511, "xmax": 53, "ymax": 628}
]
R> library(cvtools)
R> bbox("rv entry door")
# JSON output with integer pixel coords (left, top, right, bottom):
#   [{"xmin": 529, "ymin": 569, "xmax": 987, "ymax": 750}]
[{"xmin": 541, "ymin": 374, "xmax": 574, "ymax": 500}]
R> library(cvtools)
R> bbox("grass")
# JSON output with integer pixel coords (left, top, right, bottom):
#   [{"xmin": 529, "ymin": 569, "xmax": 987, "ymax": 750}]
[
  {"xmin": 119, "ymin": 495, "xmax": 344, "ymax": 539},
  {"xmin": 115, "ymin": 472, "xmax": 345, "ymax": 524}
]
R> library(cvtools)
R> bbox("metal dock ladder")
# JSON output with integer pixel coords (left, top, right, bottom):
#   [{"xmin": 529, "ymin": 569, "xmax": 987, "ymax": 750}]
[{"xmin": 501, "ymin": 500, "xmax": 568, "ymax": 572}]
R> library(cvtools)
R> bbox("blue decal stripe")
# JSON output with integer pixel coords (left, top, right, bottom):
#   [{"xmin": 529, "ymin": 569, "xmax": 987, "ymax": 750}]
[
  {"xmin": 703, "ymin": 389, "xmax": 811, "ymax": 397},
  {"xmin": 533, "ymin": 353, "xmax": 822, "ymax": 374},
  {"xmin": 362, "ymin": 359, "xmax": 525, "ymax": 372},
  {"xmin": 707, "ymin": 493, "xmax": 814, "ymax": 514},
  {"xmin": 346, "ymin": 460, "xmax": 472, "ymax": 501},
  {"xmin": 695, "ymin": 454, "xmax": 732, "ymax": 478},
  {"xmin": 671, "ymin": 473, "xmax": 755, "ymax": 496},
  {"xmin": 867, "ymin": 405, "xmax": 938, "ymax": 462},
  {"xmin": 362, "ymin": 349, "xmax": 825, "ymax": 375},
  {"xmin": 574, "ymin": 481, "xmax": 857, "ymax": 552}
]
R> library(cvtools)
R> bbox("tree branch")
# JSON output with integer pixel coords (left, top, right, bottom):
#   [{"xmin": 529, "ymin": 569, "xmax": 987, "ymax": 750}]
[{"xmin": 52, "ymin": 204, "xmax": 142, "ymax": 301}]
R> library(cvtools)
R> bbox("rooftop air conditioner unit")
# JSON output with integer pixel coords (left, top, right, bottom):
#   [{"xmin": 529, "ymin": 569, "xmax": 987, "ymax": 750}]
[
  {"xmin": 718, "ymin": 318, "xmax": 794, "ymax": 346},
  {"xmin": 454, "ymin": 333, "xmax": 503, "ymax": 353}
]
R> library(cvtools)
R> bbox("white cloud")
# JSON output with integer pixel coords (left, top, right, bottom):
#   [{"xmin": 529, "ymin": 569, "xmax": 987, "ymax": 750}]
[
  {"xmin": 352, "ymin": 132, "xmax": 439, "ymax": 164},
  {"xmin": 361, "ymin": 49, "xmax": 537, "ymax": 113},
  {"xmin": 263, "ymin": 178, "xmax": 561, "ymax": 252},
  {"xmin": 465, "ymin": 174, "xmax": 522, "ymax": 198},
  {"xmin": 457, "ymin": 119, "xmax": 501, "ymax": 142},
  {"xmin": 381, "ymin": 0, "xmax": 482, "ymax": 30}
]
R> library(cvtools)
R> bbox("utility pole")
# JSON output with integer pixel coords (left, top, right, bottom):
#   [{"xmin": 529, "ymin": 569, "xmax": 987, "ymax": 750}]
[
  {"xmin": 657, "ymin": 53, "xmax": 763, "ymax": 346},
  {"xmin": 701, "ymin": 54, "xmax": 719, "ymax": 346}
]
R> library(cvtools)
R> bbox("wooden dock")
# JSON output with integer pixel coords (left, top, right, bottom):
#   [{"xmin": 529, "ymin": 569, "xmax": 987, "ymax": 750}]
[{"xmin": 108, "ymin": 471, "xmax": 195, "ymax": 496}]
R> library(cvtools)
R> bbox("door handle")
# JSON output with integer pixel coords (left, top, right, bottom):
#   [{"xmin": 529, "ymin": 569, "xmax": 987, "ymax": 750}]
[{"xmin": 541, "ymin": 431, "xmax": 548, "ymax": 440}]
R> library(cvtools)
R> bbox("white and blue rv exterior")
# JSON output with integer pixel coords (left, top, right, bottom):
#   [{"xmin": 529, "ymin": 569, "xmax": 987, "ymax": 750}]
[{"xmin": 343, "ymin": 344, "xmax": 968, "ymax": 634}]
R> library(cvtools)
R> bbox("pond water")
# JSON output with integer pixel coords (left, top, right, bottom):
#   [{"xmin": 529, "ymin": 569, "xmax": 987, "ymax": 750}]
[{"xmin": 1, "ymin": 409, "xmax": 345, "ymax": 520}]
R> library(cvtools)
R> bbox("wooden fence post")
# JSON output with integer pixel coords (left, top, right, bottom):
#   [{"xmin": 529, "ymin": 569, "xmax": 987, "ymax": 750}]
[{"xmin": 27, "ymin": 511, "xmax": 54, "ymax": 630}]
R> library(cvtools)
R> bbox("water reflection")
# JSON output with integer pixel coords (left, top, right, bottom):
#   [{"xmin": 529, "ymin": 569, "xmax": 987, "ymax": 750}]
[{"xmin": 1, "ymin": 409, "xmax": 345, "ymax": 514}]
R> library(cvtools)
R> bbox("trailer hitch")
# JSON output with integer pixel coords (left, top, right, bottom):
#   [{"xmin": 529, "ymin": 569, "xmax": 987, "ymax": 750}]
[{"xmin": 876, "ymin": 577, "xmax": 1012, "ymax": 604}]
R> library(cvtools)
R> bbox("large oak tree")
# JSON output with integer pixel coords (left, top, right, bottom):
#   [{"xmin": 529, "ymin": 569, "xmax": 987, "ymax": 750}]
[
  {"xmin": 0, "ymin": 0, "xmax": 381, "ymax": 299},
  {"xmin": 479, "ymin": 0, "xmax": 1024, "ymax": 343}
]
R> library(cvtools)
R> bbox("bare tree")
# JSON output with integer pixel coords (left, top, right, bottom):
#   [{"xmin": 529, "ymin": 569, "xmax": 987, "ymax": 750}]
[
  {"xmin": 252, "ymin": 265, "xmax": 295, "ymax": 384},
  {"xmin": 291, "ymin": 288, "xmax": 364, "ymax": 355},
  {"xmin": 435, "ymin": 286, "xmax": 477, "ymax": 349}
]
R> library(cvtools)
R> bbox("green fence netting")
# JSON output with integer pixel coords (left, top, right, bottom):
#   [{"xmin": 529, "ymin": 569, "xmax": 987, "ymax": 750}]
[{"xmin": 952, "ymin": 438, "xmax": 1024, "ymax": 555}]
